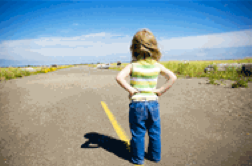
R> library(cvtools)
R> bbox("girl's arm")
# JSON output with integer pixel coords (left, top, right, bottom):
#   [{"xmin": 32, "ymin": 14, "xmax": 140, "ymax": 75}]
[
  {"xmin": 154, "ymin": 63, "xmax": 177, "ymax": 96},
  {"xmin": 116, "ymin": 64, "xmax": 139, "ymax": 95}
]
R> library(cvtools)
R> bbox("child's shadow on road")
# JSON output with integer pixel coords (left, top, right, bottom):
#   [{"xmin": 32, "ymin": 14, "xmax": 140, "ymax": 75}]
[{"xmin": 81, "ymin": 132, "xmax": 131, "ymax": 161}]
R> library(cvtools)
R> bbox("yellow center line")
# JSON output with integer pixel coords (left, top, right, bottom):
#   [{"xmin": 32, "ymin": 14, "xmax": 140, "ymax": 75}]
[{"xmin": 101, "ymin": 101, "xmax": 144, "ymax": 166}]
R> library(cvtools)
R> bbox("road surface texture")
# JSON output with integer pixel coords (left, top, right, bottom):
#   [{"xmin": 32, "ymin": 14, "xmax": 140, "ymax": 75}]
[{"xmin": 0, "ymin": 65, "xmax": 252, "ymax": 166}]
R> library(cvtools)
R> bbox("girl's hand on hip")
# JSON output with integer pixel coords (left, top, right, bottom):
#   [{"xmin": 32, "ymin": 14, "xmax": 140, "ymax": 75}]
[
  {"xmin": 153, "ymin": 88, "xmax": 162, "ymax": 96},
  {"xmin": 129, "ymin": 88, "xmax": 139, "ymax": 98}
]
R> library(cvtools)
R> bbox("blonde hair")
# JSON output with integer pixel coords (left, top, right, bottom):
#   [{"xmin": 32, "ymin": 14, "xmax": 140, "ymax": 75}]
[{"xmin": 130, "ymin": 28, "xmax": 161, "ymax": 62}]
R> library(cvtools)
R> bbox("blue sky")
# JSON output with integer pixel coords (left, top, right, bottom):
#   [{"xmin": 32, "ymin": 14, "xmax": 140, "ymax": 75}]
[{"xmin": 0, "ymin": 0, "xmax": 252, "ymax": 65}]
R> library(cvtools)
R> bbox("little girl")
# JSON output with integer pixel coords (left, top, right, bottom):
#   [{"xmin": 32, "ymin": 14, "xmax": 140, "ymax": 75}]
[{"xmin": 116, "ymin": 28, "xmax": 177, "ymax": 165}]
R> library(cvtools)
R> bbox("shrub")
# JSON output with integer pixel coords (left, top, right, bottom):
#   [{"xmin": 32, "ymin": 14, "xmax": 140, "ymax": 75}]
[
  {"xmin": 109, "ymin": 67, "xmax": 122, "ymax": 71},
  {"xmin": 10, "ymin": 69, "xmax": 23, "ymax": 78},
  {"xmin": 5, "ymin": 71, "xmax": 15, "ymax": 79},
  {"xmin": 0, "ymin": 69, "xmax": 5, "ymax": 81},
  {"xmin": 24, "ymin": 71, "xmax": 31, "ymax": 76},
  {"xmin": 232, "ymin": 77, "xmax": 248, "ymax": 88},
  {"xmin": 40, "ymin": 68, "xmax": 49, "ymax": 73},
  {"xmin": 200, "ymin": 73, "xmax": 206, "ymax": 77},
  {"xmin": 0, "ymin": 76, "xmax": 5, "ymax": 81},
  {"xmin": 15, "ymin": 71, "xmax": 23, "ymax": 77},
  {"xmin": 48, "ymin": 67, "xmax": 57, "ymax": 72},
  {"xmin": 209, "ymin": 78, "xmax": 217, "ymax": 85}
]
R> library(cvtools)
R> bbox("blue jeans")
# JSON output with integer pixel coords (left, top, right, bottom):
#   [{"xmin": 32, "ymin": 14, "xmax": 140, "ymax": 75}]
[{"xmin": 129, "ymin": 100, "xmax": 161, "ymax": 165}]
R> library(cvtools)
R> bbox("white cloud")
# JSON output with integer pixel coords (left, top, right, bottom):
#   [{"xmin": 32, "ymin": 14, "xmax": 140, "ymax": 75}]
[
  {"xmin": 84, "ymin": 32, "xmax": 107, "ymax": 38},
  {"xmin": 1, "ymin": 29, "xmax": 251, "ymax": 61},
  {"xmin": 159, "ymin": 29, "xmax": 252, "ymax": 52},
  {"xmin": 0, "ymin": 32, "xmax": 132, "ymax": 60},
  {"xmin": 73, "ymin": 23, "xmax": 79, "ymax": 26}
]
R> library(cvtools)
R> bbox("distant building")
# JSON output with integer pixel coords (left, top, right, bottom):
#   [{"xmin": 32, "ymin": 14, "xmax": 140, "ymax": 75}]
[
  {"xmin": 117, "ymin": 61, "xmax": 121, "ymax": 67},
  {"xmin": 51, "ymin": 64, "xmax": 57, "ymax": 68}
]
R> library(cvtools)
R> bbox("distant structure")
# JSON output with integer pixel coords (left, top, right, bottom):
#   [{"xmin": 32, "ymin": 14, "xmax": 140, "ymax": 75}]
[
  {"xmin": 97, "ymin": 63, "xmax": 110, "ymax": 69},
  {"xmin": 117, "ymin": 61, "xmax": 121, "ymax": 67},
  {"xmin": 51, "ymin": 64, "xmax": 57, "ymax": 68},
  {"xmin": 203, "ymin": 63, "xmax": 252, "ymax": 76}
]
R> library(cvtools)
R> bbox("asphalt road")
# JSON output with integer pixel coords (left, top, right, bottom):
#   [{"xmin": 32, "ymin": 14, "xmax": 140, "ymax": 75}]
[{"xmin": 0, "ymin": 66, "xmax": 251, "ymax": 166}]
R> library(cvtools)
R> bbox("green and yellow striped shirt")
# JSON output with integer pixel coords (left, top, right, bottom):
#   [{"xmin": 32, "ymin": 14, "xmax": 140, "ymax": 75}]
[{"xmin": 130, "ymin": 58, "xmax": 161, "ymax": 100}]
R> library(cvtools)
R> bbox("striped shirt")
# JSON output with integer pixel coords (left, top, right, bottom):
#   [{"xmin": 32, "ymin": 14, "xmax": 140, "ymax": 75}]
[{"xmin": 130, "ymin": 58, "xmax": 161, "ymax": 100}]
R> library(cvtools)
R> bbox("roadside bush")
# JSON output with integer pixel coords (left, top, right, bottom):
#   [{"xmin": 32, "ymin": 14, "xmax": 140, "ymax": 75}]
[
  {"xmin": 40, "ymin": 68, "xmax": 49, "ymax": 73},
  {"xmin": 0, "ymin": 69, "xmax": 5, "ymax": 81},
  {"xmin": 232, "ymin": 77, "xmax": 249, "ymax": 88},
  {"xmin": 109, "ymin": 67, "xmax": 122, "ymax": 71},
  {"xmin": 5, "ymin": 71, "xmax": 15, "ymax": 80},
  {"xmin": 57, "ymin": 66, "xmax": 64, "ymax": 69},
  {"xmin": 11, "ymin": 68, "xmax": 23, "ymax": 78},
  {"xmin": 209, "ymin": 78, "xmax": 217, "ymax": 85},
  {"xmin": 48, "ymin": 67, "xmax": 56, "ymax": 72},
  {"xmin": 20, "ymin": 70, "xmax": 26, "ymax": 76},
  {"xmin": 0, "ymin": 65, "xmax": 74, "ymax": 82},
  {"xmin": 24, "ymin": 71, "xmax": 31, "ymax": 76},
  {"xmin": 52, "ymin": 67, "xmax": 57, "ymax": 71},
  {"xmin": 15, "ymin": 71, "xmax": 23, "ymax": 77}
]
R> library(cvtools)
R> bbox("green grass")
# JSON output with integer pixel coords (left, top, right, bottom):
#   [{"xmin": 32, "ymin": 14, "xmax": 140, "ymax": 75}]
[
  {"xmin": 3, "ymin": 59, "xmax": 250, "ymax": 89},
  {"xmin": 106, "ymin": 57, "xmax": 252, "ymax": 88},
  {"xmin": 0, "ymin": 65, "xmax": 74, "ymax": 81}
]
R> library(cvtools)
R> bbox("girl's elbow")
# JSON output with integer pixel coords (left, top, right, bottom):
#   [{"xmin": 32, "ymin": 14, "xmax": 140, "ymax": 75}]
[
  {"xmin": 171, "ymin": 76, "xmax": 177, "ymax": 81},
  {"xmin": 116, "ymin": 76, "xmax": 121, "ymax": 82}
]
